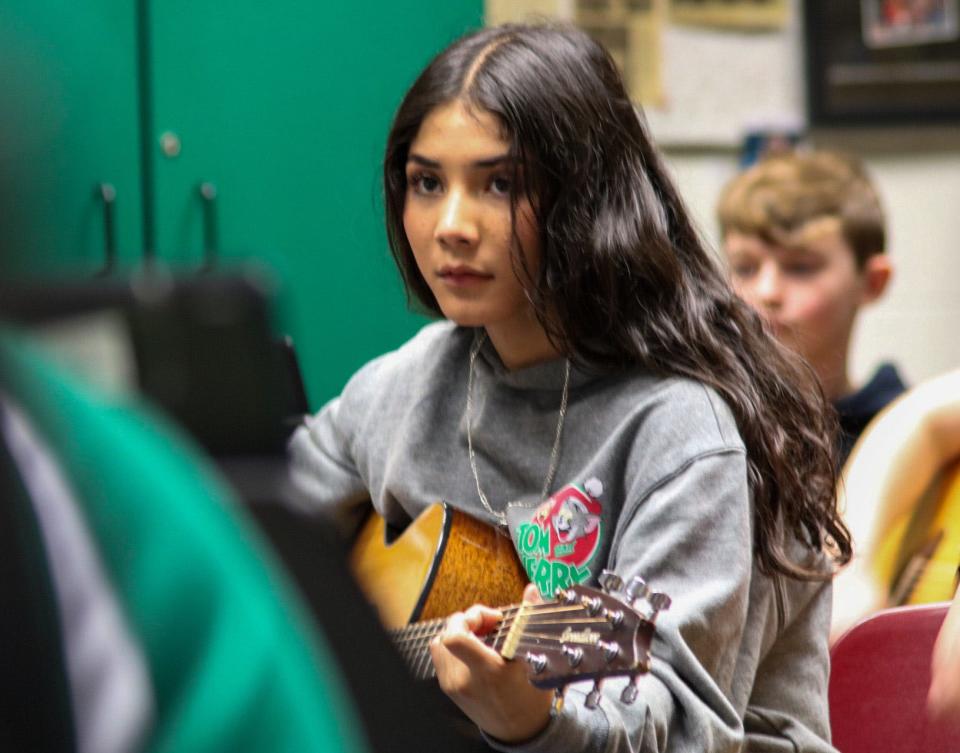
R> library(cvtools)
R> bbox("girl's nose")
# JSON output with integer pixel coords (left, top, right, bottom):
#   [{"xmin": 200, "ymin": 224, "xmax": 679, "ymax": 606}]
[{"xmin": 434, "ymin": 189, "xmax": 479, "ymax": 250}]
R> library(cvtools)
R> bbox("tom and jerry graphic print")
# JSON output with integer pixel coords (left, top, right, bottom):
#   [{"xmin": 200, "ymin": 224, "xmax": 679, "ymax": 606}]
[{"xmin": 513, "ymin": 478, "xmax": 604, "ymax": 597}]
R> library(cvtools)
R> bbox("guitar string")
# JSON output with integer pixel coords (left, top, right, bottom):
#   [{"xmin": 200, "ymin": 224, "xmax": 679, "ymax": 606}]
[
  {"xmin": 392, "ymin": 601, "xmax": 615, "ymax": 623},
  {"xmin": 395, "ymin": 628, "xmax": 620, "ymax": 657},
  {"xmin": 389, "ymin": 604, "xmax": 607, "ymax": 645},
  {"xmin": 415, "ymin": 635, "xmax": 432, "ymax": 679},
  {"xmin": 390, "ymin": 614, "xmax": 614, "ymax": 646},
  {"xmin": 391, "ymin": 617, "xmax": 625, "ymax": 665},
  {"xmin": 401, "ymin": 632, "xmax": 642, "ymax": 681},
  {"xmin": 389, "ymin": 609, "xmax": 619, "ymax": 648},
  {"xmin": 387, "ymin": 603, "xmax": 597, "ymax": 636},
  {"xmin": 388, "ymin": 601, "xmax": 644, "ymax": 679},
  {"xmin": 412, "ymin": 620, "xmax": 434, "ymax": 679},
  {"xmin": 513, "ymin": 630, "xmax": 612, "ymax": 641}
]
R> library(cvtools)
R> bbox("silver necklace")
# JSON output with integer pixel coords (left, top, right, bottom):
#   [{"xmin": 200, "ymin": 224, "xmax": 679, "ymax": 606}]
[{"xmin": 466, "ymin": 332, "xmax": 570, "ymax": 529}]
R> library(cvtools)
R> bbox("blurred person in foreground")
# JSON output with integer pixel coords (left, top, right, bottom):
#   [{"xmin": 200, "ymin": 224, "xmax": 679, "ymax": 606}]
[{"xmin": 0, "ymin": 310, "xmax": 369, "ymax": 753}]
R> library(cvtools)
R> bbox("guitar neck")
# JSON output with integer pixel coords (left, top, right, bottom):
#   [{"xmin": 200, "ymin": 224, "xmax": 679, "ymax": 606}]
[
  {"xmin": 389, "ymin": 605, "xmax": 522, "ymax": 680},
  {"xmin": 386, "ymin": 580, "xmax": 666, "ymax": 699}
]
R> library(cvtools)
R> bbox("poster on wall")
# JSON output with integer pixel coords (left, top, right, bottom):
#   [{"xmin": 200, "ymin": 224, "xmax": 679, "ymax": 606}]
[
  {"xmin": 861, "ymin": 0, "xmax": 959, "ymax": 48},
  {"xmin": 806, "ymin": 0, "xmax": 960, "ymax": 125},
  {"xmin": 485, "ymin": 0, "xmax": 563, "ymax": 25},
  {"xmin": 482, "ymin": 0, "xmax": 803, "ymax": 147},
  {"xmin": 669, "ymin": 0, "xmax": 788, "ymax": 30},
  {"xmin": 575, "ymin": 0, "xmax": 666, "ymax": 107}
]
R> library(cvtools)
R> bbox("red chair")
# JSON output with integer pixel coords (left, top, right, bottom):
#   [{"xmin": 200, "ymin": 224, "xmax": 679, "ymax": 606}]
[{"xmin": 830, "ymin": 602, "xmax": 960, "ymax": 752}]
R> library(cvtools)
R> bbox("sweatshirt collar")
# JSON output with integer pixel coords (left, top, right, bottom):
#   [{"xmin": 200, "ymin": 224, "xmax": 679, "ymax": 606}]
[{"xmin": 472, "ymin": 328, "xmax": 595, "ymax": 391}]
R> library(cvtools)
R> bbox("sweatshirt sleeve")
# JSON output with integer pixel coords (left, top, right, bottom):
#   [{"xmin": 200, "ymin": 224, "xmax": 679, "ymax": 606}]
[
  {"xmin": 741, "ymin": 577, "xmax": 834, "ymax": 750},
  {"xmin": 489, "ymin": 449, "xmax": 757, "ymax": 753},
  {"xmin": 286, "ymin": 369, "xmax": 375, "ymax": 535}
]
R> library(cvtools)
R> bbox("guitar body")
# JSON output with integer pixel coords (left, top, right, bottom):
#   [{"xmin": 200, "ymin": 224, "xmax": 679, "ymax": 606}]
[
  {"xmin": 350, "ymin": 502, "xmax": 528, "ymax": 630},
  {"xmin": 904, "ymin": 461, "xmax": 960, "ymax": 604},
  {"xmin": 876, "ymin": 460, "xmax": 960, "ymax": 607}
]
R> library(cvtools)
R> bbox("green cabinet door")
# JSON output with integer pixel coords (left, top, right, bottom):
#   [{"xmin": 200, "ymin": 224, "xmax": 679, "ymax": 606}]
[
  {"xmin": 0, "ymin": 3, "xmax": 143, "ymax": 279},
  {"xmin": 147, "ymin": 2, "xmax": 482, "ymax": 406}
]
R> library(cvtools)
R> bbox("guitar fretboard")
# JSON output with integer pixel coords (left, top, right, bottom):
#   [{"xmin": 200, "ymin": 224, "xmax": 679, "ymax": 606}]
[{"xmin": 388, "ymin": 605, "xmax": 523, "ymax": 680}]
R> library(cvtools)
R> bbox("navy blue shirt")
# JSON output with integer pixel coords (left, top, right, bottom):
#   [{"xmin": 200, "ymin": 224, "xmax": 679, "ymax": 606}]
[{"xmin": 834, "ymin": 362, "xmax": 907, "ymax": 467}]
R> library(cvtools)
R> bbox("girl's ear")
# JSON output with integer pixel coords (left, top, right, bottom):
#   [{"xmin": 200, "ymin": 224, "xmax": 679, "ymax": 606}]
[{"xmin": 861, "ymin": 254, "xmax": 892, "ymax": 304}]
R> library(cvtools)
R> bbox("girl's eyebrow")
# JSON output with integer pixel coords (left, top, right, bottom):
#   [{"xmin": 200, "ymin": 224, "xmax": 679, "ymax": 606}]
[{"xmin": 407, "ymin": 152, "xmax": 514, "ymax": 169}]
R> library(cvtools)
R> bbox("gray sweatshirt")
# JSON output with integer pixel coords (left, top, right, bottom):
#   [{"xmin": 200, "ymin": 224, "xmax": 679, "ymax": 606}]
[{"xmin": 288, "ymin": 321, "xmax": 836, "ymax": 753}]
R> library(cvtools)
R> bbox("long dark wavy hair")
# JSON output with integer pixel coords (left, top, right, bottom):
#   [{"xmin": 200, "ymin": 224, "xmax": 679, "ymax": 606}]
[{"xmin": 383, "ymin": 24, "xmax": 851, "ymax": 580}]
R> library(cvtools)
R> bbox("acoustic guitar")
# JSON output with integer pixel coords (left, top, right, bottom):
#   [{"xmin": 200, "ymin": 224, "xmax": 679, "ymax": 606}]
[
  {"xmin": 350, "ymin": 502, "xmax": 669, "ymax": 706},
  {"xmin": 876, "ymin": 459, "xmax": 960, "ymax": 607}
]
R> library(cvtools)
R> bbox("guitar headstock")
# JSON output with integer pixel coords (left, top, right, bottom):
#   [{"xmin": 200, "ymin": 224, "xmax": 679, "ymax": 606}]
[{"xmin": 503, "ymin": 570, "xmax": 669, "ymax": 709}]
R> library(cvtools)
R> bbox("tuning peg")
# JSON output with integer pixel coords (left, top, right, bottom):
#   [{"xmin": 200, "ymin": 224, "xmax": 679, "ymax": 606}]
[
  {"xmin": 624, "ymin": 576, "xmax": 648, "ymax": 605},
  {"xmin": 620, "ymin": 675, "xmax": 640, "ymax": 705},
  {"xmin": 585, "ymin": 680, "xmax": 604, "ymax": 709},
  {"xmin": 599, "ymin": 570, "xmax": 624, "ymax": 594},
  {"xmin": 562, "ymin": 645, "xmax": 584, "ymax": 667},
  {"xmin": 599, "ymin": 640, "xmax": 620, "ymax": 663},
  {"xmin": 552, "ymin": 687, "xmax": 566, "ymax": 714},
  {"xmin": 647, "ymin": 591, "xmax": 672, "ymax": 622},
  {"xmin": 604, "ymin": 607, "xmax": 625, "ymax": 628},
  {"xmin": 525, "ymin": 652, "xmax": 547, "ymax": 674},
  {"xmin": 582, "ymin": 595, "xmax": 603, "ymax": 616}
]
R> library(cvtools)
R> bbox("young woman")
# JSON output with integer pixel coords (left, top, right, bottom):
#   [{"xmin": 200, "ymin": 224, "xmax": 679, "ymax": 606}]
[{"xmin": 289, "ymin": 23, "xmax": 851, "ymax": 753}]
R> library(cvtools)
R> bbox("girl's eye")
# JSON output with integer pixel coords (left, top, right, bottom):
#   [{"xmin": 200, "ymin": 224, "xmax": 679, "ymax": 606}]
[
  {"xmin": 490, "ymin": 175, "xmax": 511, "ymax": 196},
  {"xmin": 409, "ymin": 173, "xmax": 442, "ymax": 195}
]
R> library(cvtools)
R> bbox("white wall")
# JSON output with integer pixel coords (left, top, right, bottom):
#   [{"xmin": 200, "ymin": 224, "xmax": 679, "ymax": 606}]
[
  {"xmin": 663, "ymin": 142, "xmax": 960, "ymax": 388},
  {"xmin": 656, "ymin": 19, "xmax": 960, "ymax": 389},
  {"xmin": 852, "ymin": 147, "xmax": 960, "ymax": 386}
]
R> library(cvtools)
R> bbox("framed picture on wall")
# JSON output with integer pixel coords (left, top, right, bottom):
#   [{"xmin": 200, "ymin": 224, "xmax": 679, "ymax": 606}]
[{"xmin": 804, "ymin": 0, "xmax": 960, "ymax": 126}]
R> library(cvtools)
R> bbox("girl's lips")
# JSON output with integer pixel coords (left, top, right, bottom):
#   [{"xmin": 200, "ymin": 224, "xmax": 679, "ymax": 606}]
[{"xmin": 438, "ymin": 268, "xmax": 493, "ymax": 287}]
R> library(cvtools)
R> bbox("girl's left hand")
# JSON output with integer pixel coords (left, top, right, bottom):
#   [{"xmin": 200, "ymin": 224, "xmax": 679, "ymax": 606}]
[{"xmin": 431, "ymin": 583, "xmax": 554, "ymax": 743}]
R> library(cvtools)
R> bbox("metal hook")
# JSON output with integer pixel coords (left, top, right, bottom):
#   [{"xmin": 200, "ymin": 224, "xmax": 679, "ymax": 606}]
[
  {"xmin": 96, "ymin": 183, "xmax": 117, "ymax": 276},
  {"xmin": 199, "ymin": 181, "xmax": 218, "ymax": 271}
]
